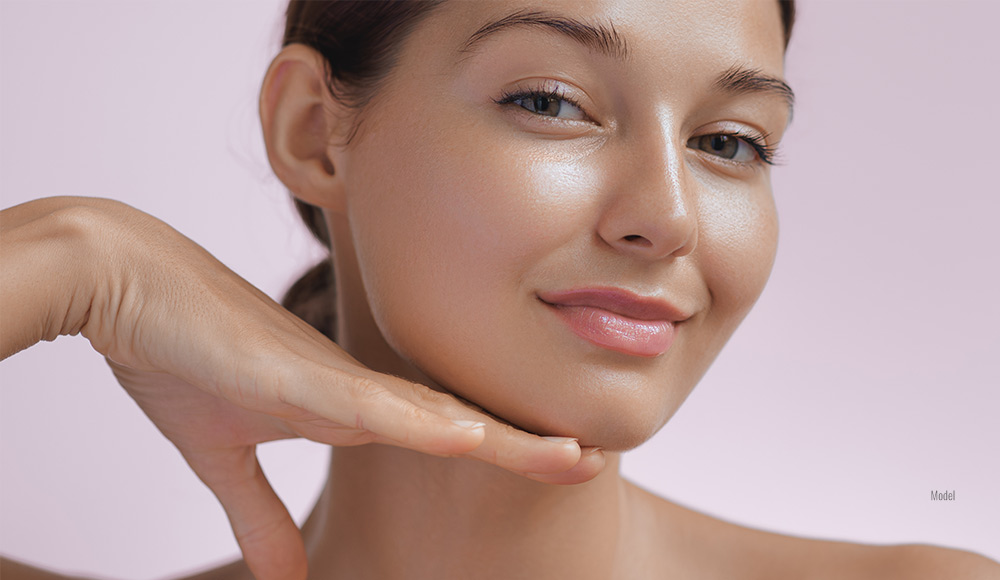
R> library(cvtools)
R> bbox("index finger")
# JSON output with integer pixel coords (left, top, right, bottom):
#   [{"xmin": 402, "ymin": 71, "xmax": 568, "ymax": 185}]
[{"xmin": 362, "ymin": 372, "xmax": 601, "ymax": 479}]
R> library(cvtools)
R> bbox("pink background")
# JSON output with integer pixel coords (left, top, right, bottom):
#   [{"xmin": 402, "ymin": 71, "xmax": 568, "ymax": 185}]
[{"xmin": 2, "ymin": 1, "xmax": 997, "ymax": 576}]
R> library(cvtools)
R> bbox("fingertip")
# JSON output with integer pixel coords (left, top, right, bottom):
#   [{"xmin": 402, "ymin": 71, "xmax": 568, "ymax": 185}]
[
  {"xmin": 525, "ymin": 436, "xmax": 582, "ymax": 474},
  {"xmin": 580, "ymin": 446, "xmax": 606, "ymax": 474},
  {"xmin": 522, "ymin": 446, "xmax": 605, "ymax": 485}
]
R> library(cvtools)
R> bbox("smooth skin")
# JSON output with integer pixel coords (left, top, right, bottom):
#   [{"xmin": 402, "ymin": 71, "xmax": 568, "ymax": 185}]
[{"xmin": 2, "ymin": 0, "xmax": 998, "ymax": 578}]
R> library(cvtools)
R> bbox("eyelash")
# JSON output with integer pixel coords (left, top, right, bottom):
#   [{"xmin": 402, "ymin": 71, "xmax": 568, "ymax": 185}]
[
  {"xmin": 494, "ymin": 86, "xmax": 589, "ymax": 121},
  {"xmin": 494, "ymin": 86, "xmax": 781, "ymax": 166},
  {"xmin": 707, "ymin": 130, "xmax": 781, "ymax": 166}
]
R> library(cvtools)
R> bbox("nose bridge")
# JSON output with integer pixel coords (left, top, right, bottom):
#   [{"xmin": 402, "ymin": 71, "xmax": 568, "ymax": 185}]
[{"xmin": 596, "ymin": 117, "xmax": 697, "ymax": 260}]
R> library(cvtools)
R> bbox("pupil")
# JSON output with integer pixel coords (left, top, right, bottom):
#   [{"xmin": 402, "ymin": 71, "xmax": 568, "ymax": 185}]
[
  {"xmin": 706, "ymin": 135, "xmax": 736, "ymax": 158},
  {"xmin": 534, "ymin": 96, "xmax": 557, "ymax": 115}
]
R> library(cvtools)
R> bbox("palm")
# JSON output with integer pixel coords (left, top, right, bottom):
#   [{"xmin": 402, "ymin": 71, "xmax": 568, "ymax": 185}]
[{"xmin": 108, "ymin": 361, "xmax": 374, "ymax": 461}]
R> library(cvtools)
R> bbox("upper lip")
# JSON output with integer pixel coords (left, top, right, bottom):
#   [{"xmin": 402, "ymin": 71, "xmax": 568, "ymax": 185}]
[{"xmin": 537, "ymin": 287, "xmax": 690, "ymax": 322}]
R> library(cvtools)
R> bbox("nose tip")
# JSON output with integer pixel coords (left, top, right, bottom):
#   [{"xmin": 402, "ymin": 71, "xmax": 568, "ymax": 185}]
[
  {"xmin": 598, "ymin": 188, "xmax": 698, "ymax": 261},
  {"xmin": 596, "ymin": 131, "xmax": 698, "ymax": 261}
]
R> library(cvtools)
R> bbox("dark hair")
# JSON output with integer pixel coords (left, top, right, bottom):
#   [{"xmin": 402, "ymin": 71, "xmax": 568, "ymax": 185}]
[
  {"xmin": 279, "ymin": 0, "xmax": 447, "ymax": 340},
  {"xmin": 280, "ymin": 0, "xmax": 796, "ymax": 341}
]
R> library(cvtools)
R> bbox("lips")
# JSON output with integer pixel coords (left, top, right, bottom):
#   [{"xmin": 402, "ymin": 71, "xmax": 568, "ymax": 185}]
[{"xmin": 537, "ymin": 288, "xmax": 688, "ymax": 357}]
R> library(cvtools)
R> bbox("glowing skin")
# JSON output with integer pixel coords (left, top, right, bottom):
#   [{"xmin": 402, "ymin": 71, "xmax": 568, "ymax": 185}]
[
  {"xmin": 2, "ymin": 0, "xmax": 995, "ymax": 577},
  {"xmin": 259, "ymin": 0, "xmax": 813, "ymax": 578},
  {"xmin": 329, "ymin": 0, "xmax": 786, "ymax": 451}
]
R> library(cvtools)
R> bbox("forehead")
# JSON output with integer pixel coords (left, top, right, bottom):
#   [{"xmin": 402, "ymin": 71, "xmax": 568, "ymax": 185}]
[{"xmin": 420, "ymin": 0, "xmax": 787, "ymax": 77}]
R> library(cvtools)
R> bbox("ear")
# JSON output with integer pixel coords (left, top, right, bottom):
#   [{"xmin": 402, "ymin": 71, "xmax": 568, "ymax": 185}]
[{"xmin": 259, "ymin": 44, "xmax": 347, "ymax": 213}]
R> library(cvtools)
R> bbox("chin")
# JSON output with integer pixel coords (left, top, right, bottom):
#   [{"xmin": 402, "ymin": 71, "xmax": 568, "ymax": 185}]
[
  {"xmin": 523, "ymin": 396, "xmax": 681, "ymax": 452},
  {"xmin": 387, "ymin": 314, "xmax": 705, "ymax": 453},
  {"xmin": 438, "ymin": 370, "xmax": 691, "ymax": 453}
]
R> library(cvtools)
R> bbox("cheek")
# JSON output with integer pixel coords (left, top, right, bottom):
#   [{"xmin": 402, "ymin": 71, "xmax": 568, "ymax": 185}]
[
  {"xmin": 344, "ymin": 118, "xmax": 601, "ymax": 386},
  {"xmin": 697, "ymin": 180, "xmax": 779, "ymax": 339},
  {"xmin": 341, "ymin": 104, "xmax": 779, "ymax": 448}
]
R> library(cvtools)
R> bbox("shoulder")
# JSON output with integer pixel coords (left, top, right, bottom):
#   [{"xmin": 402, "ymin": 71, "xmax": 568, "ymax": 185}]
[
  {"xmin": 708, "ymin": 519, "xmax": 999, "ymax": 580},
  {"xmin": 625, "ymin": 482, "xmax": 1000, "ymax": 580},
  {"xmin": 726, "ymin": 522, "xmax": 1000, "ymax": 580},
  {"xmin": 860, "ymin": 544, "xmax": 1000, "ymax": 580}
]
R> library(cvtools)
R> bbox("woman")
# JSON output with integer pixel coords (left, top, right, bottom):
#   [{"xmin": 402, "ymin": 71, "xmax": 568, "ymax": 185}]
[{"xmin": 2, "ymin": 0, "xmax": 997, "ymax": 578}]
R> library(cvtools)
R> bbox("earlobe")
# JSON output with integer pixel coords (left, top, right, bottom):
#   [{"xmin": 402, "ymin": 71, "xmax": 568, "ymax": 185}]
[{"xmin": 259, "ymin": 44, "xmax": 346, "ymax": 212}]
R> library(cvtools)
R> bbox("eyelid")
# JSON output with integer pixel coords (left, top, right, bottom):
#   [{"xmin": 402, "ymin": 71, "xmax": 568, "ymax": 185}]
[
  {"xmin": 491, "ymin": 80, "xmax": 782, "ymax": 166},
  {"xmin": 690, "ymin": 123, "xmax": 781, "ymax": 167},
  {"xmin": 493, "ymin": 79, "xmax": 598, "ymax": 125}
]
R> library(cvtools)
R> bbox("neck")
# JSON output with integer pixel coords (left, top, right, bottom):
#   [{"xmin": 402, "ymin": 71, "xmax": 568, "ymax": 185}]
[
  {"xmin": 304, "ymin": 215, "xmax": 639, "ymax": 577},
  {"xmin": 300, "ymin": 445, "xmax": 631, "ymax": 579}
]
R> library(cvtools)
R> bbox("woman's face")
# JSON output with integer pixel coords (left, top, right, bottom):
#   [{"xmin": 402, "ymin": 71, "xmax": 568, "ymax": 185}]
[{"xmin": 329, "ymin": 0, "xmax": 791, "ymax": 450}]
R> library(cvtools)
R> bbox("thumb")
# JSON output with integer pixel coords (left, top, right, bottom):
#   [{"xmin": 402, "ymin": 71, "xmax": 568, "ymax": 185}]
[{"xmin": 186, "ymin": 446, "xmax": 307, "ymax": 580}]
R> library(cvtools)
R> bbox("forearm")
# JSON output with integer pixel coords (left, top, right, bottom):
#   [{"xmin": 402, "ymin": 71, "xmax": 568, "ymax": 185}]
[
  {"xmin": 0, "ymin": 196, "xmax": 103, "ymax": 359},
  {"xmin": 0, "ymin": 557, "xmax": 89, "ymax": 580}
]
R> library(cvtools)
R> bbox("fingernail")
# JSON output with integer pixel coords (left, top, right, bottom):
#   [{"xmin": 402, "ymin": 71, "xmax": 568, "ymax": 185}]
[
  {"xmin": 542, "ymin": 436, "xmax": 579, "ymax": 445},
  {"xmin": 583, "ymin": 446, "xmax": 603, "ymax": 456},
  {"xmin": 452, "ymin": 419, "xmax": 486, "ymax": 430}
]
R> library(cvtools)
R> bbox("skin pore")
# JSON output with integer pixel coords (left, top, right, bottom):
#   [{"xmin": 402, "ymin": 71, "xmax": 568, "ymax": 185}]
[{"xmin": 259, "ymin": 0, "xmax": 791, "ymax": 577}]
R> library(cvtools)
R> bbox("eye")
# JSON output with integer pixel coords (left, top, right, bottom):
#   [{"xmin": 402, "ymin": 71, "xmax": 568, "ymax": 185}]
[
  {"xmin": 495, "ymin": 88, "xmax": 588, "ymax": 122},
  {"xmin": 687, "ymin": 132, "xmax": 778, "ymax": 165}
]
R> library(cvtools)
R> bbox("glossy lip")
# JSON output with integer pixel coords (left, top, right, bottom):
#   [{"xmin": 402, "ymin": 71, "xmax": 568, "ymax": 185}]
[
  {"xmin": 536, "ymin": 287, "xmax": 690, "ymax": 322},
  {"xmin": 536, "ymin": 287, "xmax": 689, "ymax": 357}
]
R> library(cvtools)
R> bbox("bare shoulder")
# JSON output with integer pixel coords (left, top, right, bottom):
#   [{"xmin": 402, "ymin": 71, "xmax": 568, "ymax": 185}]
[
  {"xmin": 864, "ymin": 544, "xmax": 1000, "ymax": 580},
  {"xmin": 626, "ymin": 482, "xmax": 1000, "ymax": 580}
]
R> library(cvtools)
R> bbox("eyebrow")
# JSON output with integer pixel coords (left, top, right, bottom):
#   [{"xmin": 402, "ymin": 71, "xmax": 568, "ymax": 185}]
[
  {"xmin": 459, "ymin": 9, "xmax": 795, "ymax": 119},
  {"xmin": 714, "ymin": 64, "xmax": 796, "ymax": 121},
  {"xmin": 458, "ymin": 8, "xmax": 630, "ymax": 61}
]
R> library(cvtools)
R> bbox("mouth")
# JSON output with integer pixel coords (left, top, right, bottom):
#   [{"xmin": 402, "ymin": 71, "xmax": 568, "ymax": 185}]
[{"xmin": 536, "ymin": 287, "xmax": 687, "ymax": 357}]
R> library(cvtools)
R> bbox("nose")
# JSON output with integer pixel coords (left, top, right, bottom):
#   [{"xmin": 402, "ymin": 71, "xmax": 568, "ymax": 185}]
[{"xmin": 595, "ymin": 135, "xmax": 697, "ymax": 261}]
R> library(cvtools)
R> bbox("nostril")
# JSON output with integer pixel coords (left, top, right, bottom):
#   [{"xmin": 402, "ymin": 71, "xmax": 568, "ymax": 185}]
[{"xmin": 623, "ymin": 234, "xmax": 652, "ymax": 246}]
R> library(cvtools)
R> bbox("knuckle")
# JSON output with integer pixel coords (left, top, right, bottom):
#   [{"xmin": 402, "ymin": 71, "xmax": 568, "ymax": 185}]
[
  {"xmin": 48, "ymin": 203, "xmax": 113, "ymax": 245},
  {"xmin": 259, "ymin": 344, "xmax": 303, "ymax": 394},
  {"xmin": 347, "ymin": 377, "xmax": 396, "ymax": 430},
  {"xmin": 398, "ymin": 405, "xmax": 431, "ymax": 442},
  {"xmin": 411, "ymin": 383, "xmax": 446, "ymax": 406},
  {"xmin": 270, "ymin": 365, "xmax": 304, "ymax": 408},
  {"xmin": 491, "ymin": 419, "xmax": 521, "ymax": 439},
  {"xmin": 347, "ymin": 376, "xmax": 387, "ymax": 404}
]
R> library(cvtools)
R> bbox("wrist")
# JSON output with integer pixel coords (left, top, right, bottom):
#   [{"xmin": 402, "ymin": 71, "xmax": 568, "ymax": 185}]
[{"xmin": 0, "ymin": 196, "xmax": 116, "ymax": 357}]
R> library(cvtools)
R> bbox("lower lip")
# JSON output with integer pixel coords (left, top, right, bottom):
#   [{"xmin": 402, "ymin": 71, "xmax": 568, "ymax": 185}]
[{"xmin": 542, "ymin": 301, "xmax": 675, "ymax": 357}]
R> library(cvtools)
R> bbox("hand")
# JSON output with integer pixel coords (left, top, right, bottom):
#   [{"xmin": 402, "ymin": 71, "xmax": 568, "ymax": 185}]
[{"xmin": 68, "ymin": 198, "xmax": 604, "ymax": 579}]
